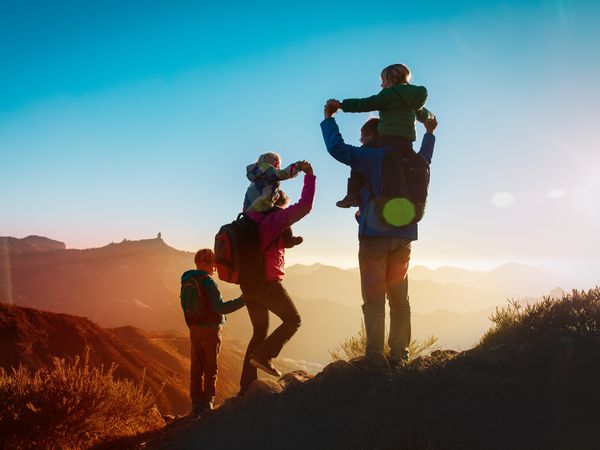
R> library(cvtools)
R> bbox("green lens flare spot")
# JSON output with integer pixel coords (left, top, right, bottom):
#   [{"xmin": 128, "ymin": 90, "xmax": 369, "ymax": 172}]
[{"xmin": 382, "ymin": 198, "xmax": 415, "ymax": 226}]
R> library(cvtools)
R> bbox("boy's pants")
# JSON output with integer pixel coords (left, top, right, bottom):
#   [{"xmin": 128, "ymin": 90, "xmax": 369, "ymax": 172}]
[
  {"xmin": 358, "ymin": 237, "xmax": 412, "ymax": 362},
  {"xmin": 239, "ymin": 281, "xmax": 301, "ymax": 393},
  {"xmin": 190, "ymin": 325, "xmax": 222, "ymax": 407}
]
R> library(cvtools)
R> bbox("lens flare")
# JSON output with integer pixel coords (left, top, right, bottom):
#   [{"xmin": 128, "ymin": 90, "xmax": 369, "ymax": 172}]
[
  {"xmin": 490, "ymin": 192, "xmax": 515, "ymax": 208},
  {"xmin": 0, "ymin": 238, "xmax": 13, "ymax": 305},
  {"xmin": 382, "ymin": 198, "xmax": 416, "ymax": 226},
  {"xmin": 548, "ymin": 189, "xmax": 565, "ymax": 199}
]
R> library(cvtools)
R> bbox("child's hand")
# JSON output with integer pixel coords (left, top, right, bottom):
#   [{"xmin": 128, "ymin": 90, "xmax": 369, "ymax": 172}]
[
  {"xmin": 300, "ymin": 161, "xmax": 314, "ymax": 175},
  {"xmin": 425, "ymin": 117, "xmax": 438, "ymax": 134},
  {"xmin": 324, "ymin": 99, "xmax": 340, "ymax": 118}
]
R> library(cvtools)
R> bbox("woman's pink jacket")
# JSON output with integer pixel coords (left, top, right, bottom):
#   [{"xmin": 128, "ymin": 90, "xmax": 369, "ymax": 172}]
[{"xmin": 247, "ymin": 174, "xmax": 316, "ymax": 281}]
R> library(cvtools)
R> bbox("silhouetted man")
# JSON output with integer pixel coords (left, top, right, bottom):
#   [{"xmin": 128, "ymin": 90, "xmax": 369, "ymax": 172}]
[{"xmin": 321, "ymin": 101, "xmax": 438, "ymax": 367}]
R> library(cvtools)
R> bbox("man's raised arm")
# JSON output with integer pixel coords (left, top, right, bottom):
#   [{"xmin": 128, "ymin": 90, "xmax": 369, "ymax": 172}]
[{"xmin": 320, "ymin": 100, "xmax": 366, "ymax": 167}]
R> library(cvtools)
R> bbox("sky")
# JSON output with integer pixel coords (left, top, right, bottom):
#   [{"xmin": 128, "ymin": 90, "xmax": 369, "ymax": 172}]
[{"xmin": 1, "ymin": 0, "xmax": 599, "ymax": 287}]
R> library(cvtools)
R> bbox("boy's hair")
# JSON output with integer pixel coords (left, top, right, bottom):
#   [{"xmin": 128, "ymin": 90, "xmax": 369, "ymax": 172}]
[
  {"xmin": 381, "ymin": 64, "xmax": 411, "ymax": 86},
  {"xmin": 361, "ymin": 118, "xmax": 380, "ymax": 137},
  {"xmin": 194, "ymin": 248, "xmax": 215, "ymax": 268},
  {"xmin": 258, "ymin": 152, "xmax": 281, "ymax": 169}
]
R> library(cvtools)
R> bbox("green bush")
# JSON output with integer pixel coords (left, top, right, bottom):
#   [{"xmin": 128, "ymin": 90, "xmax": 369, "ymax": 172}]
[
  {"xmin": 0, "ymin": 349, "xmax": 164, "ymax": 450},
  {"xmin": 480, "ymin": 287, "xmax": 600, "ymax": 348}
]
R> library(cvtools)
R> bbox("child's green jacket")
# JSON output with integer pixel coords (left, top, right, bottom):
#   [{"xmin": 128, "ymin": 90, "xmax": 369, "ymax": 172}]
[{"xmin": 341, "ymin": 84, "xmax": 434, "ymax": 140}]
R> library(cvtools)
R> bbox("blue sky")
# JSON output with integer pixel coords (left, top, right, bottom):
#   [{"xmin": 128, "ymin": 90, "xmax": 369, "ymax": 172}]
[{"xmin": 1, "ymin": 0, "xmax": 599, "ymax": 287}]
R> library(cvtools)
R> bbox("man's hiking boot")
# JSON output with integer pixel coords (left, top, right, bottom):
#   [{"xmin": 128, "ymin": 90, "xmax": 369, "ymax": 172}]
[
  {"xmin": 284, "ymin": 235, "xmax": 304, "ymax": 248},
  {"xmin": 250, "ymin": 357, "xmax": 282, "ymax": 377},
  {"xmin": 336, "ymin": 193, "xmax": 360, "ymax": 208},
  {"xmin": 387, "ymin": 357, "xmax": 408, "ymax": 370},
  {"xmin": 387, "ymin": 349, "xmax": 409, "ymax": 369},
  {"xmin": 349, "ymin": 355, "xmax": 389, "ymax": 371}
]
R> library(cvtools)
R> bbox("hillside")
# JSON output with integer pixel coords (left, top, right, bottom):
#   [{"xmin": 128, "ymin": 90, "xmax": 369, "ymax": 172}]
[
  {"xmin": 0, "ymin": 303, "xmax": 281, "ymax": 415},
  {"xmin": 140, "ymin": 288, "xmax": 600, "ymax": 450}
]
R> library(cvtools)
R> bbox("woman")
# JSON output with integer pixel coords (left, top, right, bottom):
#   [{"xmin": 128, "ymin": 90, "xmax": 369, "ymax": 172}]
[{"xmin": 239, "ymin": 158, "xmax": 316, "ymax": 395}]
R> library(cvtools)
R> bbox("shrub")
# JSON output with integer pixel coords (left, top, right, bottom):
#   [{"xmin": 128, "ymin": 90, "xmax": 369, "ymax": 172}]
[
  {"xmin": 480, "ymin": 287, "xmax": 600, "ymax": 348},
  {"xmin": 330, "ymin": 321, "xmax": 438, "ymax": 362},
  {"xmin": 0, "ymin": 349, "xmax": 164, "ymax": 450}
]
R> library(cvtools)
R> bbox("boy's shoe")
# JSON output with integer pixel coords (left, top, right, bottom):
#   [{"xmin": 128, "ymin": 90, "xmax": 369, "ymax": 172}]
[
  {"xmin": 190, "ymin": 404, "xmax": 206, "ymax": 418},
  {"xmin": 284, "ymin": 236, "xmax": 303, "ymax": 248},
  {"xmin": 336, "ymin": 193, "xmax": 360, "ymax": 208},
  {"xmin": 249, "ymin": 357, "xmax": 282, "ymax": 377}
]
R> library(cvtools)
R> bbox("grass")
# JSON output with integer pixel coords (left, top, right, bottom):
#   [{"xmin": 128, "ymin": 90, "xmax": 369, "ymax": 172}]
[
  {"xmin": 0, "ymin": 348, "xmax": 164, "ymax": 450},
  {"xmin": 330, "ymin": 321, "xmax": 438, "ymax": 363}
]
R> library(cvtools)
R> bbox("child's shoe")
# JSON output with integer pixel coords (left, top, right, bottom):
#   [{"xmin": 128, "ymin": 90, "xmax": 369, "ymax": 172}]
[
  {"xmin": 282, "ymin": 227, "xmax": 303, "ymax": 248},
  {"xmin": 336, "ymin": 175, "xmax": 362, "ymax": 208},
  {"xmin": 336, "ymin": 193, "xmax": 360, "ymax": 208},
  {"xmin": 284, "ymin": 235, "xmax": 304, "ymax": 248}
]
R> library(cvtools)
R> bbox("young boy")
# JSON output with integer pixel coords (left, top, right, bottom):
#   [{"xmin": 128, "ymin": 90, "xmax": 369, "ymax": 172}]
[{"xmin": 180, "ymin": 248, "xmax": 245, "ymax": 416}]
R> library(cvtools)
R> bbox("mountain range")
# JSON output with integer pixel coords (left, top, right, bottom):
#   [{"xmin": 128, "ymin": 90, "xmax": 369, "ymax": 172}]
[{"xmin": 0, "ymin": 235, "xmax": 568, "ymax": 364}]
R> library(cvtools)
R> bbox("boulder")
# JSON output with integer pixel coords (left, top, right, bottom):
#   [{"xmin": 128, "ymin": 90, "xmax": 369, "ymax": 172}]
[{"xmin": 279, "ymin": 370, "xmax": 313, "ymax": 390}]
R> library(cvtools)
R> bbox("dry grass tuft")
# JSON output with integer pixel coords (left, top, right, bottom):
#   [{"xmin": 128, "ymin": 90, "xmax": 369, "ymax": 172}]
[
  {"xmin": 330, "ymin": 321, "xmax": 438, "ymax": 363},
  {"xmin": 480, "ymin": 287, "xmax": 600, "ymax": 348},
  {"xmin": 0, "ymin": 348, "xmax": 164, "ymax": 450}
]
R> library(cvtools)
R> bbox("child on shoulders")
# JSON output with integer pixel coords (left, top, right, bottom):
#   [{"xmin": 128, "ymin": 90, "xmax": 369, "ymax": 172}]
[
  {"xmin": 244, "ymin": 152, "xmax": 304, "ymax": 248},
  {"xmin": 332, "ymin": 63, "xmax": 435, "ymax": 208}
]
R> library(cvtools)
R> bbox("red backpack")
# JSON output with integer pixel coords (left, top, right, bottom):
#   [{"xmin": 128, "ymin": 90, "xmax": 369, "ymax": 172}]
[{"xmin": 214, "ymin": 213, "xmax": 262, "ymax": 285}]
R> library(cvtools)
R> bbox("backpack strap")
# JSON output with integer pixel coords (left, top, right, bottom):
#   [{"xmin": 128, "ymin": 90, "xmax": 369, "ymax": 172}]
[{"xmin": 182, "ymin": 274, "xmax": 210, "ymax": 309}]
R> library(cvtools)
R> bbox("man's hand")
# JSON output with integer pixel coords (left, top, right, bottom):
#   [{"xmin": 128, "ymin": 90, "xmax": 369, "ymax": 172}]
[
  {"xmin": 324, "ymin": 99, "xmax": 340, "ymax": 119},
  {"xmin": 425, "ymin": 117, "xmax": 438, "ymax": 134},
  {"xmin": 300, "ymin": 161, "xmax": 314, "ymax": 175}
]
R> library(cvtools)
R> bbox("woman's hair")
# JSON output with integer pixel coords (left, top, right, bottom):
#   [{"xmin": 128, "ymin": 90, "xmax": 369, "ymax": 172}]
[
  {"xmin": 258, "ymin": 152, "xmax": 281, "ymax": 168},
  {"xmin": 274, "ymin": 189, "xmax": 290, "ymax": 208},
  {"xmin": 381, "ymin": 63, "xmax": 411, "ymax": 86},
  {"xmin": 194, "ymin": 248, "xmax": 215, "ymax": 268}
]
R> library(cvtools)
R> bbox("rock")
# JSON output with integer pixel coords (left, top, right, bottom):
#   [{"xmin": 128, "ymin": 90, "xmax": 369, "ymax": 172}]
[
  {"xmin": 243, "ymin": 379, "xmax": 283, "ymax": 404},
  {"xmin": 279, "ymin": 370, "xmax": 313, "ymax": 390},
  {"xmin": 320, "ymin": 360, "xmax": 361, "ymax": 379}
]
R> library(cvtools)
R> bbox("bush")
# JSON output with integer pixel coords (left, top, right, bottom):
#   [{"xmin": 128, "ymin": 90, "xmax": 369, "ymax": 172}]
[
  {"xmin": 480, "ymin": 287, "xmax": 600, "ymax": 348},
  {"xmin": 330, "ymin": 321, "xmax": 438, "ymax": 362},
  {"xmin": 0, "ymin": 349, "xmax": 164, "ymax": 450}
]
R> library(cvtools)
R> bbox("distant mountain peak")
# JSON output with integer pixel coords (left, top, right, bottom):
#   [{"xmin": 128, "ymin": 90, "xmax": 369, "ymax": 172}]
[{"xmin": 0, "ymin": 235, "xmax": 66, "ymax": 254}]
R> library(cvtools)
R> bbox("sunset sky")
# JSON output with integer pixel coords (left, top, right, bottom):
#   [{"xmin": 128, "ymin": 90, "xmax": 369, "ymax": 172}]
[{"xmin": 1, "ymin": 0, "xmax": 599, "ymax": 287}]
